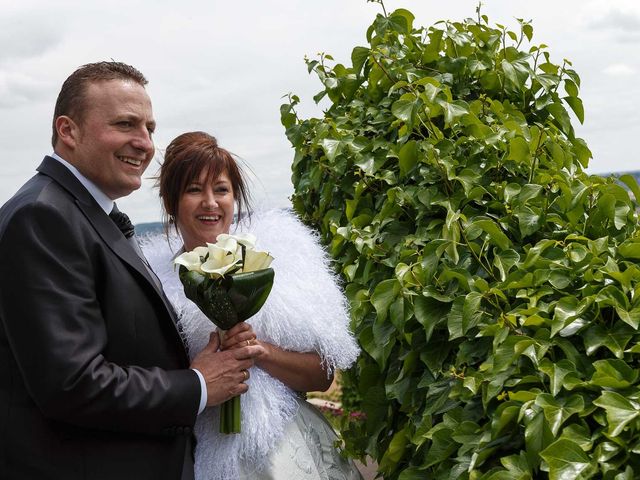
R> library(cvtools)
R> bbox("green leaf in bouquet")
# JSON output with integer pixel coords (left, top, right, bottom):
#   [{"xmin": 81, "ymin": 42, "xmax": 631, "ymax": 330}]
[
  {"xmin": 179, "ymin": 267, "xmax": 238, "ymax": 330},
  {"xmin": 178, "ymin": 266, "xmax": 274, "ymax": 331},
  {"xmin": 227, "ymin": 268, "xmax": 275, "ymax": 320},
  {"xmin": 178, "ymin": 267, "xmax": 207, "ymax": 300},
  {"xmin": 202, "ymin": 279, "xmax": 238, "ymax": 330}
]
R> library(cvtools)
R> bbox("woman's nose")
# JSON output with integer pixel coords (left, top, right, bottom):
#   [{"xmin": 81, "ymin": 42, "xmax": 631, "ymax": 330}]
[{"xmin": 202, "ymin": 192, "xmax": 218, "ymax": 208}]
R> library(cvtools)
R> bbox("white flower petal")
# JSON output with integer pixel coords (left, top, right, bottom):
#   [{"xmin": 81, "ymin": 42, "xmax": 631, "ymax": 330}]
[
  {"xmin": 193, "ymin": 246, "xmax": 209, "ymax": 258},
  {"xmin": 201, "ymin": 257, "xmax": 240, "ymax": 278},
  {"xmin": 218, "ymin": 232, "xmax": 257, "ymax": 249},
  {"xmin": 174, "ymin": 251, "xmax": 204, "ymax": 272},
  {"xmin": 206, "ymin": 243, "xmax": 237, "ymax": 263},
  {"xmin": 213, "ymin": 235, "xmax": 239, "ymax": 254},
  {"xmin": 242, "ymin": 250, "xmax": 274, "ymax": 272},
  {"xmin": 202, "ymin": 245, "xmax": 237, "ymax": 267}
]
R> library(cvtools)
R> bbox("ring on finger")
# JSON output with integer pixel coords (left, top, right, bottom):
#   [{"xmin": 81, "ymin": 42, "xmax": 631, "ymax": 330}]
[{"xmin": 241, "ymin": 369, "xmax": 249, "ymax": 381}]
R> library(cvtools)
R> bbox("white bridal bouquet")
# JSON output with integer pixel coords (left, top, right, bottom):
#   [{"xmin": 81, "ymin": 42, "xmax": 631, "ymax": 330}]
[{"xmin": 174, "ymin": 233, "xmax": 274, "ymax": 433}]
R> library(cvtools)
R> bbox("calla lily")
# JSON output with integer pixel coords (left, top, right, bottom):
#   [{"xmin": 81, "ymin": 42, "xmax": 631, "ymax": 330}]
[
  {"xmin": 174, "ymin": 250, "xmax": 205, "ymax": 272},
  {"xmin": 201, "ymin": 260, "xmax": 240, "ymax": 278},
  {"xmin": 206, "ymin": 242, "xmax": 239, "ymax": 263},
  {"xmin": 211, "ymin": 235, "xmax": 239, "ymax": 254},
  {"xmin": 243, "ymin": 250, "xmax": 274, "ymax": 272},
  {"xmin": 193, "ymin": 245, "xmax": 209, "ymax": 258},
  {"xmin": 201, "ymin": 244, "xmax": 240, "ymax": 278},
  {"xmin": 217, "ymin": 232, "xmax": 257, "ymax": 250}
]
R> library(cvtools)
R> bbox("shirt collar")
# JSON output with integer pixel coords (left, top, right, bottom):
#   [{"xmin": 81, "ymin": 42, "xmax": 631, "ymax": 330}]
[{"xmin": 50, "ymin": 152, "xmax": 114, "ymax": 214}]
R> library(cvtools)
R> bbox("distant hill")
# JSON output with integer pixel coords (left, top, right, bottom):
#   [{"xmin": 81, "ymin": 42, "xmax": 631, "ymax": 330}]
[
  {"xmin": 606, "ymin": 171, "xmax": 640, "ymax": 200},
  {"xmin": 613, "ymin": 171, "xmax": 640, "ymax": 183}
]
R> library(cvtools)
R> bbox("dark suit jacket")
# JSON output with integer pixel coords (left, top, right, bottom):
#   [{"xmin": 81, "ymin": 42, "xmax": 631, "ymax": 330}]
[{"xmin": 0, "ymin": 156, "xmax": 201, "ymax": 479}]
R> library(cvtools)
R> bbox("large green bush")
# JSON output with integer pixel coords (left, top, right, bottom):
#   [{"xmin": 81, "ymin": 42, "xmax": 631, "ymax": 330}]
[{"xmin": 281, "ymin": 5, "xmax": 640, "ymax": 479}]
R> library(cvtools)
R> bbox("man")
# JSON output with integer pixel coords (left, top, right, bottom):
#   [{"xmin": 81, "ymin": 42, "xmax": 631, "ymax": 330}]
[{"xmin": 0, "ymin": 62, "xmax": 263, "ymax": 479}]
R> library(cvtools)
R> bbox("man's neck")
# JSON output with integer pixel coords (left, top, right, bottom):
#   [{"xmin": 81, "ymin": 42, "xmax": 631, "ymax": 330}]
[{"xmin": 50, "ymin": 152, "xmax": 114, "ymax": 214}]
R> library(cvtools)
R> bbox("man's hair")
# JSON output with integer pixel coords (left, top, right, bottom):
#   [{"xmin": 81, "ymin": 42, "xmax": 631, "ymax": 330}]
[{"xmin": 51, "ymin": 61, "xmax": 148, "ymax": 147}]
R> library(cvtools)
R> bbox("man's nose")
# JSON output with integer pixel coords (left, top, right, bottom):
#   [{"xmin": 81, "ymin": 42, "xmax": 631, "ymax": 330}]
[{"xmin": 131, "ymin": 127, "xmax": 154, "ymax": 154}]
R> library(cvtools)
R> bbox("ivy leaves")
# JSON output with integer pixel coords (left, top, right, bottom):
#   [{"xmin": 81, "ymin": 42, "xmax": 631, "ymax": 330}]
[{"xmin": 282, "ymin": 5, "xmax": 640, "ymax": 479}]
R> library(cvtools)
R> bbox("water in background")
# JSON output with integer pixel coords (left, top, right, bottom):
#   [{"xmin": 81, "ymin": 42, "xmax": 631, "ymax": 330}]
[
  {"xmin": 136, "ymin": 222, "xmax": 163, "ymax": 236},
  {"xmin": 135, "ymin": 211, "xmax": 276, "ymax": 237}
]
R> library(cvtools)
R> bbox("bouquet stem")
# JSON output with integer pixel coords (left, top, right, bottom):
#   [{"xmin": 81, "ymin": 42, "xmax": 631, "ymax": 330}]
[
  {"xmin": 220, "ymin": 396, "xmax": 241, "ymax": 434},
  {"xmin": 218, "ymin": 329, "xmax": 241, "ymax": 434}
]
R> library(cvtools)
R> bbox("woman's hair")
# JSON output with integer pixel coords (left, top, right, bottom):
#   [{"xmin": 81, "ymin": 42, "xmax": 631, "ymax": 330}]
[{"xmin": 157, "ymin": 131, "xmax": 251, "ymax": 234}]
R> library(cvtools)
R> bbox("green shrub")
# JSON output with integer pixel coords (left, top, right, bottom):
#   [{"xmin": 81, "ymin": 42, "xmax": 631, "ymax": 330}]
[{"xmin": 281, "ymin": 5, "xmax": 640, "ymax": 479}]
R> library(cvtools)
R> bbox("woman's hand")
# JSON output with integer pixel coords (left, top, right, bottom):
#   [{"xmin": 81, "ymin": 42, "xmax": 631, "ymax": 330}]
[
  {"xmin": 219, "ymin": 321, "xmax": 333, "ymax": 393},
  {"xmin": 219, "ymin": 322, "xmax": 257, "ymax": 351}
]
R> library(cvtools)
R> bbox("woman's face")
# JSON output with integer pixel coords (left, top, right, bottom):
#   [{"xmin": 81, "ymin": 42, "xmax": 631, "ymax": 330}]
[{"xmin": 177, "ymin": 168, "xmax": 235, "ymax": 251}]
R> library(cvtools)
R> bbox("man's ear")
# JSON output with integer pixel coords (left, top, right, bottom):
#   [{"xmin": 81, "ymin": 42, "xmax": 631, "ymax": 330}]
[{"xmin": 55, "ymin": 115, "xmax": 80, "ymax": 149}]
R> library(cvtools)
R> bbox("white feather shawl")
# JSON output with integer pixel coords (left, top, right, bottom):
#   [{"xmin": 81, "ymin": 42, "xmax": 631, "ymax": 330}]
[{"xmin": 141, "ymin": 208, "xmax": 360, "ymax": 479}]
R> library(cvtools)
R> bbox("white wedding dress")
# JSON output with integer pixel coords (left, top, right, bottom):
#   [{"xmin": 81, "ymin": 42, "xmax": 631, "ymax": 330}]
[{"xmin": 143, "ymin": 208, "xmax": 362, "ymax": 480}]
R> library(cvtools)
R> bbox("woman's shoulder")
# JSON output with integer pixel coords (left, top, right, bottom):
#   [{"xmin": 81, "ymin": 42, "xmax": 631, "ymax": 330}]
[
  {"xmin": 238, "ymin": 208, "xmax": 322, "ymax": 253},
  {"xmin": 239, "ymin": 207, "xmax": 309, "ymax": 233}
]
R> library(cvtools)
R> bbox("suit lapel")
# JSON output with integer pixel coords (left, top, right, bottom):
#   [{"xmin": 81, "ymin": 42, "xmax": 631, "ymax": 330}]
[
  {"xmin": 36, "ymin": 157, "xmax": 185, "ymax": 344},
  {"xmin": 37, "ymin": 157, "xmax": 154, "ymax": 285}
]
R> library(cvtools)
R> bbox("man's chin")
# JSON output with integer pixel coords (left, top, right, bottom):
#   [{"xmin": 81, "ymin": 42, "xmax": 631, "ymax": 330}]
[{"xmin": 108, "ymin": 183, "xmax": 142, "ymax": 200}]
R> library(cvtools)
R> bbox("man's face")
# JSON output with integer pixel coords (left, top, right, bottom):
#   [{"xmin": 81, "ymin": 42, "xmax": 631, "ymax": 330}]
[{"xmin": 70, "ymin": 79, "xmax": 156, "ymax": 200}]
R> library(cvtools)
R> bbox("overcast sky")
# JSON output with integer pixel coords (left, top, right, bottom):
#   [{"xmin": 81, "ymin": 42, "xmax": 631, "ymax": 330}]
[{"xmin": 1, "ymin": 0, "xmax": 639, "ymax": 223}]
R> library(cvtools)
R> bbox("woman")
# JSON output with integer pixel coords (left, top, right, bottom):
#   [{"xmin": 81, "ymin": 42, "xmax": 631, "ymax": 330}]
[{"xmin": 143, "ymin": 131, "xmax": 362, "ymax": 480}]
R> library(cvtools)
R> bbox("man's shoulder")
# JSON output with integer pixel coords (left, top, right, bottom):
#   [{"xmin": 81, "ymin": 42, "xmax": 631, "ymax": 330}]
[
  {"xmin": 3, "ymin": 171, "xmax": 74, "ymax": 209},
  {"xmin": 0, "ymin": 173, "xmax": 78, "ymax": 235}
]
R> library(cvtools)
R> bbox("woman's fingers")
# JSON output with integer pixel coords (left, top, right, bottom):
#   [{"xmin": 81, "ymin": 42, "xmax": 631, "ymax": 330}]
[{"xmin": 220, "ymin": 324, "xmax": 258, "ymax": 350}]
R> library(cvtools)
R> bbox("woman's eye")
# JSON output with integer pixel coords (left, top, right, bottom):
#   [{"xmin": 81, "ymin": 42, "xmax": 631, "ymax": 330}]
[{"xmin": 185, "ymin": 186, "xmax": 201, "ymax": 193}]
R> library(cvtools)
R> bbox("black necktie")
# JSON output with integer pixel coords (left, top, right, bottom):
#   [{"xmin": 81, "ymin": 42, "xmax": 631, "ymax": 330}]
[
  {"xmin": 109, "ymin": 206, "xmax": 135, "ymax": 239},
  {"xmin": 109, "ymin": 204, "xmax": 162, "ymax": 288}
]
